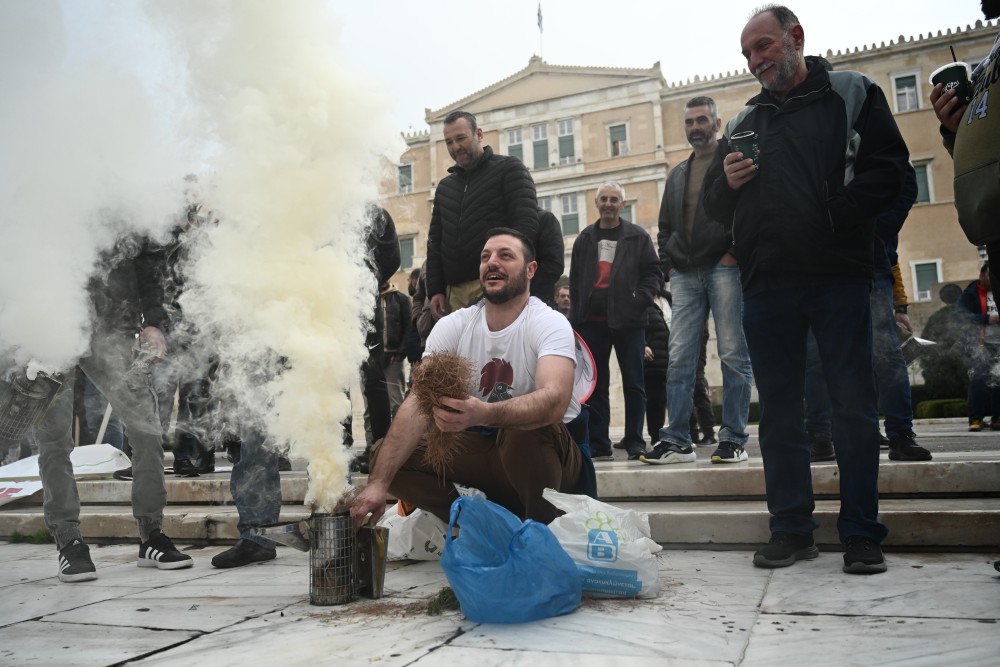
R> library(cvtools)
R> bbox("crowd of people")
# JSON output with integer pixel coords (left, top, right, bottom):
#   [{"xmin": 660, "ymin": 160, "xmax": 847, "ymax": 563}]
[{"xmin": 4, "ymin": 2, "xmax": 999, "ymax": 583}]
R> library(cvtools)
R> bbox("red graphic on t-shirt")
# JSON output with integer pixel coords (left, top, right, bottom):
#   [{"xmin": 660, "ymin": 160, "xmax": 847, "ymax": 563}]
[{"xmin": 479, "ymin": 358, "xmax": 514, "ymax": 403}]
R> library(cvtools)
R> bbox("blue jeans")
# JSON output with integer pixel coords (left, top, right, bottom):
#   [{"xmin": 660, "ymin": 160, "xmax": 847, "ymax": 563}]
[
  {"xmin": 743, "ymin": 281, "xmax": 887, "ymax": 543},
  {"xmin": 82, "ymin": 374, "xmax": 124, "ymax": 450},
  {"xmin": 661, "ymin": 264, "xmax": 752, "ymax": 447},
  {"xmin": 871, "ymin": 277, "xmax": 914, "ymax": 435},
  {"xmin": 577, "ymin": 322, "xmax": 646, "ymax": 452},
  {"xmin": 231, "ymin": 425, "xmax": 281, "ymax": 548}
]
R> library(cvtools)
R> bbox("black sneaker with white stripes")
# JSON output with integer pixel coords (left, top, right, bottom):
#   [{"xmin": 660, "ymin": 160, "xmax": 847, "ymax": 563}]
[
  {"xmin": 58, "ymin": 538, "xmax": 98, "ymax": 583},
  {"xmin": 138, "ymin": 530, "xmax": 194, "ymax": 570}
]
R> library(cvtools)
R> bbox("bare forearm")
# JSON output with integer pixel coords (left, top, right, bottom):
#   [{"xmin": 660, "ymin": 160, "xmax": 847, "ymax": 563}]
[
  {"xmin": 366, "ymin": 396, "xmax": 429, "ymax": 489},
  {"xmin": 480, "ymin": 386, "xmax": 568, "ymax": 430}
]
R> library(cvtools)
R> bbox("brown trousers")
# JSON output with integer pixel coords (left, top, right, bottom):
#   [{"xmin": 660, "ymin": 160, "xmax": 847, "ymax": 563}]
[
  {"xmin": 371, "ymin": 422, "xmax": 583, "ymax": 525},
  {"xmin": 446, "ymin": 280, "xmax": 484, "ymax": 312}
]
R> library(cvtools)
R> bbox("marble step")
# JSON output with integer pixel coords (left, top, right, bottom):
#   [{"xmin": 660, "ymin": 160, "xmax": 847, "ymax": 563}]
[
  {"xmin": 1, "ymin": 498, "xmax": 997, "ymax": 548},
  {"xmin": 597, "ymin": 457, "xmax": 1000, "ymax": 500},
  {"xmin": 9, "ymin": 455, "xmax": 994, "ymax": 507}
]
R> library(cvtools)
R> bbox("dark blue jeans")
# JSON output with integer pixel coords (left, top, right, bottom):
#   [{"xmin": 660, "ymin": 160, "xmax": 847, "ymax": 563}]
[
  {"xmin": 576, "ymin": 322, "xmax": 646, "ymax": 452},
  {"xmin": 802, "ymin": 277, "xmax": 915, "ymax": 440},
  {"xmin": 743, "ymin": 281, "xmax": 887, "ymax": 543},
  {"xmin": 804, "ymin": 329, "xmax": 832, "ymax": 441},
  {"xmin": 871, "ymin": 276, "xmax": 915, "ymax": 436}
]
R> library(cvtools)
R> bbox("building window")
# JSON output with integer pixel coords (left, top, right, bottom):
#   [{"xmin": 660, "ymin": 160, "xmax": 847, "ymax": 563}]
[
  {"xmin": 557, "ymin": 119, "xmax": 575, "ymax": 165},
  {"xmin": 911, "ymin": 259, "xmax": 942, "ymax": 302},
  {"xmin": 399, "ymin": 236, "xmax": 415, "ymax": 271},
  {"xmin": 622, "ymin": 203, "xmax": 635, "ymax": 224},
  {"xmin": 892, "ymin": 73, "xmax": 920, "ymax": 113},
  {"xmin": 560, "ymin": 193, "xmax": 579, "ymax": 235},
  {"xmin": 914, "ymin": 162, "xmax": 932, "ymax": 203},
  {"xmin": 507, "ymin": 128, "xmax": 523, "ymax": 162},
  {"xmin": 609, "ymin": 123, "xmax": 629, "ymax": 157},
  {"xmin": 538, "ymin": 196, "xmax": 553, "ymax": 212},
  {"xmin": 398, "ymin": 164, "xmax": 412, "ymax": 195},
  {"xmin": 532, "ymin": 123, "xmax": 548, "ymax": 170}
]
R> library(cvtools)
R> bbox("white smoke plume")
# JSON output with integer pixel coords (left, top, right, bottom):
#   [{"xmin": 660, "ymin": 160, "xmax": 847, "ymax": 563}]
[
  {"xmin": 0, "ymin": 0, "xmax": 186, "ymax": 377},
  {"xmin": 2, "ymin": 0, "xmax": 400, "ymax": 511}
]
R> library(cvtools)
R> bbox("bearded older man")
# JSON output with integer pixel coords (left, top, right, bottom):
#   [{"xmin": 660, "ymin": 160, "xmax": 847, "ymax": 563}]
[{"xmin": 703, "ymin": 4, "xmax": 909, "ymax": 574}]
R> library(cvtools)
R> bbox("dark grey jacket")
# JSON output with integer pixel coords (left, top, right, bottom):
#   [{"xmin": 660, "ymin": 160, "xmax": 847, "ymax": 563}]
[
  {"xmin": 657, "ymin": 151, "xmax": 733, "ymax": 277},
  {"xmin": 568, "ymin": 219, "xmax": 663, "ymax": 329}
]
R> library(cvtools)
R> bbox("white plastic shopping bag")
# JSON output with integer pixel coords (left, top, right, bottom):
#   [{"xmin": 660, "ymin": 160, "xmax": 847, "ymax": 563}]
[
  {"xmin": 543, "ymin": 488, "xmax": 661, "ymax": 598},
  {"xmin": 376, "ymin": 502, "xmax": 448, "ymax": 561}
]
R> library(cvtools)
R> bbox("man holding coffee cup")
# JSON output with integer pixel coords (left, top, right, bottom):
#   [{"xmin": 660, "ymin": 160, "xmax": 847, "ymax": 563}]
[
  {"xmin": 703, "ymin": 5, "xmax": 909, "ymax": 575},
  {"xmin": 930, "ymin": 0, "xmax": 1000, "ymax": 291}
]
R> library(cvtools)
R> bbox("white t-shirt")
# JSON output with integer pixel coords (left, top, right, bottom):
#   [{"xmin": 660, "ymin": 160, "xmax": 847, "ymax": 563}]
[
  {"xmin": 423, "ymin": 297, "xmax": 581, "ymax": 422},
  {"xmin": 986, "ymin": 291, "xmax": 1000, "ymax": 344}
]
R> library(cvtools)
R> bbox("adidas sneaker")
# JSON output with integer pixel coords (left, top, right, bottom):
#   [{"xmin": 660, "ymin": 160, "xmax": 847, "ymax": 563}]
[{"xmin": 138, "ymin": 530, "xmax": 194, "ymax": 570}]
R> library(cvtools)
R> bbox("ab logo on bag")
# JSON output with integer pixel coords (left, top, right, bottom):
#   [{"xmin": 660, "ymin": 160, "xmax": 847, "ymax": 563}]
[
  {"xmin": 585, "ymin": 511, "xmax": 619, "ymax": 562},
  {"xmin": 587, "ymin": 529, "xmax": 618, "ymax": 562}
]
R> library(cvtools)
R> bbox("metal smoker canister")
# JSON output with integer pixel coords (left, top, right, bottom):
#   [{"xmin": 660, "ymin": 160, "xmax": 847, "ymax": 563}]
[
  {"xmin": 0, "ymin": 373, "xmax": 63, "ymax": 441},
  {"xmin": 309, "ymin": 512, "xmax": 355, "ymax": 605}
]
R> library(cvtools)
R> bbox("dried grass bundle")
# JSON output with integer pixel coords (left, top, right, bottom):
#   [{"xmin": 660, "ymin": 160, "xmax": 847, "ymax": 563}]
[{"xmin": 410, "ymin": 352, "xmax": 474, "ymax": 477}]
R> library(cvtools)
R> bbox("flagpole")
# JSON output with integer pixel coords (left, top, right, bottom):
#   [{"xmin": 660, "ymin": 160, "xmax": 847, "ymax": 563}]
[{"xmin": 537, "ymin": 2, "xmax": 543, "ymax": 59}]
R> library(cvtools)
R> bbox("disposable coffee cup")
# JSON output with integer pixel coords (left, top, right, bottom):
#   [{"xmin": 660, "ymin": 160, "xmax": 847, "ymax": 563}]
[
  {"xmin": 729, "ymin": 130, "xmax": 759, "ymax": 167},
  {"xmin": 930, "ymin": 62, "xmax": 972, "ymax": 104}
]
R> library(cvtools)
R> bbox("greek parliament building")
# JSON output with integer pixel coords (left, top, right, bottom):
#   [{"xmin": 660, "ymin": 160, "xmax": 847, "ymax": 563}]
[{"xmin": 377, "ymin": 19, "xmax": 997, "ymax": 408}]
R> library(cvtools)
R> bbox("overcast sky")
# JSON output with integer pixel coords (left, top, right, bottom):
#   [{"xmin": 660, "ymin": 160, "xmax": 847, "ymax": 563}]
[{"xmin": 335, "ymin": 0, "xmax": 992, "ymax": 132}]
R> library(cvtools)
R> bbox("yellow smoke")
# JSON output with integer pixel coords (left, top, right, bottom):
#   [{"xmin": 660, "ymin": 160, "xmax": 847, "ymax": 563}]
[{"xmin": 162, "ymin": 0, "xmax": 401, "ymax": 511}]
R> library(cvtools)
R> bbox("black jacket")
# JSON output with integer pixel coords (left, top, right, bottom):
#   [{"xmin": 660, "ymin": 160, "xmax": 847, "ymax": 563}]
[
  {"xmin": 366, "ymin": 206, "xmax": 400, "ymax": 285},
  {"xmin": 657, "ymin": 151, "xmax": 733, "ymax": 276},
  {"xmin": 531, "ymin": 208, "xmax": 565, "ymax": 304},
  {"xmin": 643, "ymin": 303, "xmax": 670, "ymax": 376},
  {"xmin": 873, "ymin": 163, "xmax": 918, "ymax": 280},
  {"xmin": 89, "ymin": 236, "xmax": 167, "ymax": 335},
  {"xmin": 365, "ymin": 206, "xmax": 400, "ymax": 349},
  {"xmin": 378, "ymin": 286, "xmax": 411, "ymax": 355},
  {"xmin": 410, "ymin": 260, "xmax": 434, "ymax": 344},
  {"xmin": 704, "ymin": 59, "xmax": 908, "ymax": 295},
  {"xmin": 957, "ymin": 280, "xmax": 990, "ymax": 322},
  {"xmin": 426, "ymin": 145, "xmax": 538, "ymax": 297},
  {"xmin": 956, "ymin": 279, "xmax": 997, "ymax": 349},
  {"xmin": 568, "ymin": 219, "xmax": 663, "ymax": 329}
]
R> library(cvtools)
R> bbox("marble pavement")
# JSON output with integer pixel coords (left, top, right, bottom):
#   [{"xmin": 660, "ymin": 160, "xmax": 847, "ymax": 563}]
[{"xmin": 1, "ymin": 540, "xmax": 998, "ymax": 666}]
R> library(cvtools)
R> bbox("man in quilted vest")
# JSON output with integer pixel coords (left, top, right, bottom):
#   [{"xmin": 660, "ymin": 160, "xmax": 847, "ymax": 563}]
[{"xmin": 426, "ymin": 111, "xmax": 538, "ymax": 320}]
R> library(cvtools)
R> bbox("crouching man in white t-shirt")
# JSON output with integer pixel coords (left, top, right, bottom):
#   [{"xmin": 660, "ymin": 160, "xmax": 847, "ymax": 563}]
[{"xmin": 350, "ymin": 227, "xmax": 585, "ymax": 528}]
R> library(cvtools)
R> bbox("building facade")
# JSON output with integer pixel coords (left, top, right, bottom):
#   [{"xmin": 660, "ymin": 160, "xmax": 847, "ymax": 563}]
[{"xmin": 379, "ymin": 19, "xmax": 998, "ymax": 408}]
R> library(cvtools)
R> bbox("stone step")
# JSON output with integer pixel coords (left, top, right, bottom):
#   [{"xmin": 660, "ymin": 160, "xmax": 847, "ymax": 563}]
[
  {"xmin": 620, "ymin": 497, "xmax": 1000, "ymax": 548},
  {"xmin": 3, "ymin": 444, "xmax": 997, "ymax": 549},
  {"xmin": 597, "ymin": 455, "xmax": 1000, "ymax": 500},
  {"xmin": 5, "ymin": 453, "xmax": 993, "ymax": 507},
  {"xmin": 1, "ymin": 498, "xmax": 997, "ymax": 548}
]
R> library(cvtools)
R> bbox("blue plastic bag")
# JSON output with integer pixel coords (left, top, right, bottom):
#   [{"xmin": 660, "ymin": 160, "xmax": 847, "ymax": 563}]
[{"xmin": 439, "ymin": 495, "xmax": 582, "ymax": 624}]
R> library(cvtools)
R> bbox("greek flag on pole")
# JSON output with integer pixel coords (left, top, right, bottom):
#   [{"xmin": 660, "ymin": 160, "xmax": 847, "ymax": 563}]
[{"xmin": 537, "ymin": 3, "xmax": 543, "ymax": 33}]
